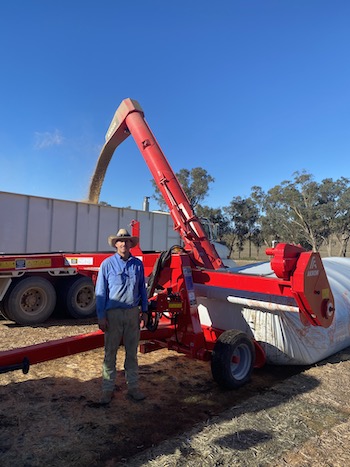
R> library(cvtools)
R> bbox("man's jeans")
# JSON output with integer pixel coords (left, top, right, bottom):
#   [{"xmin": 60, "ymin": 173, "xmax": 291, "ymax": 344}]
[{"xmin": 102, "ymin": 307, "xmax": 140, "ymax": 391}]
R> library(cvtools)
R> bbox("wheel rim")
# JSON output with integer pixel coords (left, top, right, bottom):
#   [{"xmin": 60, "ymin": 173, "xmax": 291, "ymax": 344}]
[
  {"xmin": 76, "ymin": 286, "xmax": 94, "ymax": 310},
  {"xmin": 230, "ymin": 343, "xmax": 252, "ymax": 381},
  {"xmin": 20, "ymin": 287, "xmax": 47, "ymax": 316}
]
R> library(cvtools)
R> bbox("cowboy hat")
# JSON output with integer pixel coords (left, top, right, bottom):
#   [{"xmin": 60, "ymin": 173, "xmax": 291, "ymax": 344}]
[{"xmin": 108, "ymin": 228, "xmax": 139, "ymax": 248}]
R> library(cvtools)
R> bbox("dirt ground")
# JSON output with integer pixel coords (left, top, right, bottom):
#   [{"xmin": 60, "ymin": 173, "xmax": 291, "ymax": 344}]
[{"xmin": 1, "ymin": 317, "xmax": 350, "ymax": 467}]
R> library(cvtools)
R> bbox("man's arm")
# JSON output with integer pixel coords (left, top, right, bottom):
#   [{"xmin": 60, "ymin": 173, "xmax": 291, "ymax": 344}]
[
  {"xmin": 95, "ymin": 262, "xmax": 109, "ymax": 332},
  {"xmin": 138, "ymin": 262, "xmax": 148, "ymax": 312},
  {"xmin": 139, "ymin": 262, "xmax": 149, "ymax": 328}
]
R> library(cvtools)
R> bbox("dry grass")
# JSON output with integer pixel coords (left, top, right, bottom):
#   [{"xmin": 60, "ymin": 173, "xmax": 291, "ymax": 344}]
[{"xmin": 1, "ymin": 317, "xmax": 350, "ymax": 466}]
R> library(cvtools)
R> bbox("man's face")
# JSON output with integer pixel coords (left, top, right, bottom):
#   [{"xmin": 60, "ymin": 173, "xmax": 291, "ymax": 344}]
[{"xmin": 115, "ymin": 239, "xmax": 132, "ymax": 257}]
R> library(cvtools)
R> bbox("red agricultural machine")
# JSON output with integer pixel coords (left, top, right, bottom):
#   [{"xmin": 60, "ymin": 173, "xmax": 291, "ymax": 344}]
[{"xmin": 0, "ymin": 99, "xmax": 337, "ymax": 389}]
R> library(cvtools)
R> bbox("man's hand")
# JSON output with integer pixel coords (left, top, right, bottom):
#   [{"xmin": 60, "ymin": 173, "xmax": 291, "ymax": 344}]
[
  {"xmin": 140, "ymin": 312, "xmax": 149, "ymax": 329},
  {"xmin": 98, "ymin": 317, "xmax": 108, "ymax": 332}
]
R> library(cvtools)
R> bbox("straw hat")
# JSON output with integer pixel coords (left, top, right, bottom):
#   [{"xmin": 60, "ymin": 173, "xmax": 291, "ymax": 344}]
[{"xmin": 108, "ymin": 228, "xmax": 139, "ymax": 248}]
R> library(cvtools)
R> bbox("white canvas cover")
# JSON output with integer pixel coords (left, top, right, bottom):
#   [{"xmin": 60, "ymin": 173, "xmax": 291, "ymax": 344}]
[
  {"xmin": 238, "ymin": 258, "xmax": 350, "ymax": 364},
  {"xmin": 196, "ymin": 258, "xmax": 350, "ymax": 365}
]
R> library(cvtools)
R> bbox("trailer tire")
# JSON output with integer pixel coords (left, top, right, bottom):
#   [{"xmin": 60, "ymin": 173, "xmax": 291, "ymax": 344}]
[
  {"xmin": 64, "ymin": 276, "xmax": 96, "ymax": 319},
  {"xmin": 0, "ymin": 303, "xmax": 10, "ymax": 320},
  {"xmin": 3, "ymin": 277, "xmax": 56, "ymax": 325},
  {"xmin": 211, "ymin": 329, "xmax": 255, "ymax": 389}
]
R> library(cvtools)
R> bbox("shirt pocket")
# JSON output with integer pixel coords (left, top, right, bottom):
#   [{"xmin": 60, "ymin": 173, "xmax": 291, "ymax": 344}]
[
  {"xmin": 109, "ymin": 270, "xmax": 123, "ymax": 285},
  {"xmin": 127, "ymin": 268, "xmax": 136, "ymax": 284}
]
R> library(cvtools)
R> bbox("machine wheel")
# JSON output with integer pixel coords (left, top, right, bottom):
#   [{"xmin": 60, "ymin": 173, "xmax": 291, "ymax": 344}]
[
  {"xmin": 211, "ymin": 329, "xmax": 255, "ymax": 389},
  {"xmin": 3, "ymin": 276, "xmax": 56, "ymax": 325},
  {"xmin": 64, "ymin": 276, "xmax": 96, "ymax": 319}
]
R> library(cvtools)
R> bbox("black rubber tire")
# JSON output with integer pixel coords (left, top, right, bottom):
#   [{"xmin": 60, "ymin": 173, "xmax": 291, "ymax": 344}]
[
  {"xmin": 3, "ymin": 276, "xmax": 56, "ymax": 325},
  {"xmin": 211, "ymin": 329, "xmax": 255, "ymax": 389},
  {"xmin": 64, "ymin": 276, "xmax": 96, "ymax": 319},
  {"xmin": 1, "ymin": 282, "xmax": 16, "ymax": 321},
  {"xmin": 1, "ymin": 302, "xmax": 14, "ymax": 321},
  {"xmin": 0, "ymin": 303, "xmax": 10, "ymax": 320}
]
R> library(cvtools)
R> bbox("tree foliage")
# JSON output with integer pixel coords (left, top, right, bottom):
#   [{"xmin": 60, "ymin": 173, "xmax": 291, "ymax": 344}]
[
  {"xmin": 224, "ymin": 196, "xmax": 261, "ymax": 258},
  {"xmin": 196, "ymin": 205, "xmax": 231, "ymax": 239},
  {"xmin": 252, "ymin": 171, "xmax": 350, "ymax": 254},
  {"xmin": 151, "ymin": 167, "xmax": 214, "ymax": 211},
  {"xmin": 151, "ymin": 165, "xmax": 350, "ymax": 258}
]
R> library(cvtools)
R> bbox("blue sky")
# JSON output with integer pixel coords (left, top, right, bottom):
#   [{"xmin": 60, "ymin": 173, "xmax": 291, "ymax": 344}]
[{"xmin": 1, "ymin": 1, "xmax": 349, "ymax": 212}]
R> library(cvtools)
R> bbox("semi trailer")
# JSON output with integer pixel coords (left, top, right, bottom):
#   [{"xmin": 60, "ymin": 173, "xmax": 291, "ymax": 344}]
[
  {"xmin": 0, "ymin": 193, "xmax": 233, "ymax": 324},
  {"xmin": 0, "ymin": 193, "xmax": 180, "ymax": 324}
]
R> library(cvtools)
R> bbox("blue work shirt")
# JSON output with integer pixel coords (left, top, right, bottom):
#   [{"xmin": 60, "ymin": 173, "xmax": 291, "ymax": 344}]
[{"xmin": 95, "ymin": 253, "xmax": 148, "ymax": 319}]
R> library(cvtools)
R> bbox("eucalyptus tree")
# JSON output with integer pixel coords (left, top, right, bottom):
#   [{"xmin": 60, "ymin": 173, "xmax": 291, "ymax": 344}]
[
  {"xmin": 326, "ymin": 178, "xmax": 350, "ymax": 256},
  {"xmin": 336, "ymin": 191, "xmax": 350, "ymax": 256},
  {"xmin": 251, "ymin": 185, "xmax": 291, "ymax": 247},
  {"xmin": 196, "ymin": 205, "xmax": 235, "ymax": 255},
  {"xmin": 151, "ymin": 167, "xmax": 214, "ymax": 211},
  {"xmin": 252, "ymin": 172, "xmax": 350, "ymax": 253},
  {"xmin": 224, "ymin": 196, "xmax": 260, "ymax": 258},
  {"xmin": 195, "ymin": 205, "xmax": 231, "ymax": 240},
  {"xmin": 253, "ymin": 172, "xmax": 325, "ymax": 251}
]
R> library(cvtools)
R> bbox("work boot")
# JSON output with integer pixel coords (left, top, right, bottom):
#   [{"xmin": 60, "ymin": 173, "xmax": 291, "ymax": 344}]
[
  {"xmin": 100, "ymin": 390, "xmax": 114, "ymax": 405},
  {"xmin": 127, "ymin": 387, "xmax": 146, "ymax": 401}
]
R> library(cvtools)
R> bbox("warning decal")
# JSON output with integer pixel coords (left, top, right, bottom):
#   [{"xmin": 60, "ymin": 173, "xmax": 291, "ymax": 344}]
[
  {"xmin": 66, "ymin": 257, "xmax": 94, "ymax": 266},
  {"xmin": 0, "ymin": 258, "xmax": 52, "ymax": 269},
  {"xmin": 307, "ymin": 256, "xmax": 319, "ymax": 277}
]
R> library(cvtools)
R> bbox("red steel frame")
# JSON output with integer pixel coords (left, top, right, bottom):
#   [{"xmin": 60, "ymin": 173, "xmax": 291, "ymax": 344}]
[
  {"xmin": 0, "ymin": 252, "xmax": 112, "ymax": 282},
  {"xmin": 88, "ymin": 98, "xmax": 334, "ymax": 329},
  {"xmin": 0, "ymin": 250, "xmax": 267, "ymax": 373},
  {"xmin": 0, "ymin": 242, "xmax": 330, "ymax": 374},
  {"xmin": 0, "ymin": 98, "xmax": 336, "ymax": 375}
]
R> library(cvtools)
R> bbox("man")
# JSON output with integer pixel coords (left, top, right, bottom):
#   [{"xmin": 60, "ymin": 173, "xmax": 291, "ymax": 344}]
[{"xmin": 95, "ymin": 228, "xmax": 149, "ymax": 404}]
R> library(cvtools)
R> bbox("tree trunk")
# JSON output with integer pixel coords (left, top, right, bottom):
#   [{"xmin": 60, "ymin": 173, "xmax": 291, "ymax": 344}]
[{"xmin": 338, "ymin": 233, "xmax": 350, "ymax": 257}]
